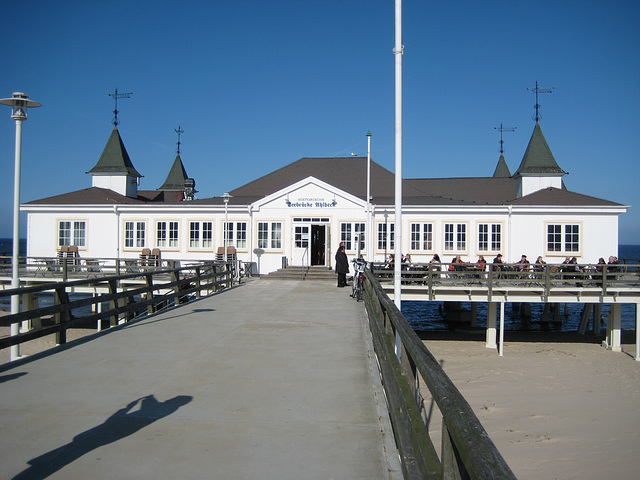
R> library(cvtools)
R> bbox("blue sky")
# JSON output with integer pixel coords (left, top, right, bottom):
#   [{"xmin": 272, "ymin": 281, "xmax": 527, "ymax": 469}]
[{"xmin": 1, "ymin": 0, "xmax": 638, "ymax": 243}]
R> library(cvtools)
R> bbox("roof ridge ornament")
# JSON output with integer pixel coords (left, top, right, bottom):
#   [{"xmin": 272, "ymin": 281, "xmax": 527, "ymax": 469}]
[
  {"xmin": 175, "ymin": 125, "xmax": 184, "ymax": 154},
  {"xmin": 494, "ymin": 122, "xmax": 517, "ymax": 154},
  {"xmin": 527, "ymin": 81, "xmax": 554, "ymax": 123},
  {"xmin": 108, "ymin": 87, "xmax": 133, "ymax": 127}
]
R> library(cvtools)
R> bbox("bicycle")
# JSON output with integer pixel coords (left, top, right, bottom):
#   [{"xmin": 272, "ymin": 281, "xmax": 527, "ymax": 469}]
[{"xmin": 350, "ymin": 258, "xmax": 367, "ymax": 301}]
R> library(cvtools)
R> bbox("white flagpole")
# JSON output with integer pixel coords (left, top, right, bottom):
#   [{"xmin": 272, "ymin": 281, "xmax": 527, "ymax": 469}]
[{"xmin": 393, "ymin": 0, "xmax": 403, "ymax": 309}]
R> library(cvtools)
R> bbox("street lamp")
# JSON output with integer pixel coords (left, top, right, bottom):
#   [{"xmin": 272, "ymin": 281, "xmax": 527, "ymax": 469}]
[
  {"xmin": 366, "ymin": 131, "xmax": 372, "ymax": 262},
  {"xmin": 222, "ymin": 192, "xmax": 232, "ymax": 269},
  {"xmin": 0, "ymin": 92, "xmax": 41, "ymax": 361}
]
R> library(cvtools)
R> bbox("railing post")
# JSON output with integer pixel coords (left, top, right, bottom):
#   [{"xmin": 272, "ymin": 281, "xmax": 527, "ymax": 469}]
[
  {"xmin": 108, "ymin": 279, "xmax": 119, "ymax": 327},
  {"xmin": 53, "ymin": 285, "xmax": 70, "ymax": 345},
  {"xmin": 145, "ymin": 273, "xmax": 155, "ymax": 315},
  {"xmin": 441, "ymin": 424, "xmax": 465, "ymax": 480},
  {"xmin": 194, "ymin": 266, "xmax": 202, "ymax": 298}
]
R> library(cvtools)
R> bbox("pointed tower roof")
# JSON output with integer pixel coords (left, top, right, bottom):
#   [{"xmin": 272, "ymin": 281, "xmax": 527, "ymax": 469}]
[
  {"xmin": 513, "ymin": 123, "xmax": 566, "ymax": 177},
  {"xmin": 492, "ymin": 154, "xmax": 511, "ymax": 177},
  {"xmin": 158, "ymin": 154, "xmax": 189, "ymax": 191},
  {"xmin": 87, "ymin": 127, "xmax": 142, "ymax": 177}
]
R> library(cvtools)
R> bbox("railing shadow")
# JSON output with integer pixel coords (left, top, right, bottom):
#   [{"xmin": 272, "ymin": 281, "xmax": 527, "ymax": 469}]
[{"xmin": 12, "ymin": 394, "xmax": 192, "ymax": 480}]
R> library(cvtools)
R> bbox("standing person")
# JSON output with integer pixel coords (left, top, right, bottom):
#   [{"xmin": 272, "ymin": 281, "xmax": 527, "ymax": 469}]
[{"xmin": 335, "ymin": 243, "xmax": 349, "ymax": 288}]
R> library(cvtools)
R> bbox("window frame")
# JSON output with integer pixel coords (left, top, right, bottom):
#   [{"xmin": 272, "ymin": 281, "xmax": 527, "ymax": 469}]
[{"xmin": 57, "ymin": 219, "xmax": 87, "ymax": 248}]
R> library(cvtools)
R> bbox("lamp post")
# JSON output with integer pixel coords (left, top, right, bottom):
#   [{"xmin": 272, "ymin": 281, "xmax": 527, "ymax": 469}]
[
  {"xmin": 0, "ymin": 92, "xmax": 41, "ymax": 361},
  {"xmin": 222, "ymin": 192, "xmax": 231, "ymax": 269},
  {"xmin": 366, "ymin": 131, "xmax": 372, "ymax": 262}
]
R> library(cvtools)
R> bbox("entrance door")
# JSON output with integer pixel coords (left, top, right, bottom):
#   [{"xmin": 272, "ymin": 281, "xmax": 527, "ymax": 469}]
[
  {"xmin": 311, "ymin": 225, "xmax": 326, "ymax": 266},
  {"xmin": 292, "ymin": 225, "xmax": 310, "ymax": 266}
]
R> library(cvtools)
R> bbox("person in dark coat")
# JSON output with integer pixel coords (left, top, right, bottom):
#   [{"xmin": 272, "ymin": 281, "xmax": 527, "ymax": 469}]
[{"xmin": 335, "ymin": 243, "xmax": 349, "ymax": 287}]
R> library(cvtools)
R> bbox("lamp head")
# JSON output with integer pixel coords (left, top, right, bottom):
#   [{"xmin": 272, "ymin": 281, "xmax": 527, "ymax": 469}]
[{"xmin": 0, "ymin": 92, "xmax": 41, "ymax": 121}]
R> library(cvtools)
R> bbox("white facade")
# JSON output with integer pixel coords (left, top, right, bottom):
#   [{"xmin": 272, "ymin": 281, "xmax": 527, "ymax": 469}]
[{"xmin": 25, "ymin": 175, "xmax": 626, "ymax": 275}]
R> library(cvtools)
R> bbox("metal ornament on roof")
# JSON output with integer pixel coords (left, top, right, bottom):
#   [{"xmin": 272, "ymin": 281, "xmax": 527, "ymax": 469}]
[
  {"xmin": 175, "ymin": 125, "xmax": 184, "ymax": 154},
  {"xmin": 494, "ymin": 122, "xmax": 517, "ymax": 154},
  {"xmin": 109, "ymin": 87, "xmax": 133, "ymax": 126},
  {"xmin": 527, "ymin": 81, "xmax": 555, "ymax": 122}
]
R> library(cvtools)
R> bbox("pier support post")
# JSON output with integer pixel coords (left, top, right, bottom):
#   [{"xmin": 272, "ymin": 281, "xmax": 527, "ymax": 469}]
[
  {"xmin": 553, "ymin": 303, "xmax": 562, "ymax": 323},
  {"xmin": 470, "ymin": 303, "xmax": 478, "ymax": 327},
  {"xmin": 636, "ymin": 303, "xmax": 640, "ymax": 362},
  {"xmin": 604, "ymin": 303, "xmax": 622, "ymax": 352},
  {"xmin": 593, "ymin": 304, "xmax": 602, "ymax": 335},
  {"xmin": 499, "ymin": 302, "xmax": 506, "ymax": 356},
  {"xmin": 486, "ymin": 302, "xmax": 497, "ymax": 349}
]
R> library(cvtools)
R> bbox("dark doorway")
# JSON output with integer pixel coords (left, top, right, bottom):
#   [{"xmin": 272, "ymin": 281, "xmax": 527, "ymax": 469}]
[{"xmin": 311, "ymin": 225, "xmax": 326, "ymax": 266}]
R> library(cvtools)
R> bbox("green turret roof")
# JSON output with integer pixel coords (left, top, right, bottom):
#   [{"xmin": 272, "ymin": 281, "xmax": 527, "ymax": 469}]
[
  {"xmin": 87, "ymin": 127, "xmax": 142, "ymax": 177},
  {"xmin": 158, "ymin": 154, "xmax": 189, "ymax": 191},
  {"xmin": 513, "ymin": 123, "xmax": 566, "ymax": 177},
  {"xmin": 492, "ymin": 154, "xmax": 511, "ymax": 177}
]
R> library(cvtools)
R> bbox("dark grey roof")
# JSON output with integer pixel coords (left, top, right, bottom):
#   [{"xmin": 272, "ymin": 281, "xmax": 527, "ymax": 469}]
[
  {"xmin": 513, "ymin": 123, "xmax": 566, "ymax": 177},
  {"xmin": 158, "ymin": 154, "xmax": 188, "ymax": 191},
  {"xmin": 87, "ymin": 127, "xmax": 142, "ymax": 177},
  {"xmin": 493, "ymin": 154, "xmax": 511, "ymax": 177},
  {"xmin": 24, "ymin": 187, "xmax": 184, "ymax": 205},
  {"xmin": 406, "ymin": 177, "xmax": 518, "ymax": 204},
  {"xmin": 29, "ymin": 157, "xmax": 619, "ymax": 209},
  {"xmin": 507, "ymin": 187, "xmax": 624, "ymax": 206}
]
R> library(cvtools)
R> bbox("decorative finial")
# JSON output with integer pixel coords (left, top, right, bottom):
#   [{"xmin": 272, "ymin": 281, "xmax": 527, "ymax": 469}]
[
  {"xmin": 527, "ymin": 81, "xmax": 554, "ymax": 123},
  {"xmin": 175, "ymin": 125, "xmax": 184, "ymax": 154},
  {"xmin": 108, "ymin": 87, "xmax": 132, "ymax": 127},
  {"xmin": 494, "ymin": 123, "xmax": 517, "ymax": 154}
]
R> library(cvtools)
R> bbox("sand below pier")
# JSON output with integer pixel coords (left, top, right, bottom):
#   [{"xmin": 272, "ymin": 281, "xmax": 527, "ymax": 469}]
[{"xmin": 419, "ymin": 331, "xmax": 640, "ymax": 479}]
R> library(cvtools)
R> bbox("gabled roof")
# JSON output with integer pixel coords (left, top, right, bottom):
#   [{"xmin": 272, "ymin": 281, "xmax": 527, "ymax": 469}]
[
  {"xmin": 513, "ymin": 123, "xmax": 566, "ymax": 177},
  {"xmin": 158, "ymin": 154, "xmax": 188, "ymax": 191},
  {"xmin": 87, "ymin": 127, "xmax": 142, "ymax": 177},
  {"xmin": 492, "ymin": 154, "xmax": 511, "ymax": 177}
]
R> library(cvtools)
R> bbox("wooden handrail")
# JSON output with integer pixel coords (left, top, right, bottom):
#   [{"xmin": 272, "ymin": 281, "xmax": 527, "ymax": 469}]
[
  {"xmin": 362, "ymin": 268, "xmax": 516, "ymax": 479},
  {"xmin": 0, "ymin": 262, "xmax": 233, "ymax": 353}
]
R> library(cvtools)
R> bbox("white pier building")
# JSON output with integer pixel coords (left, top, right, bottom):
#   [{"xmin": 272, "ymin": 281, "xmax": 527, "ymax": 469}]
[{"xmin": 23, "ymin": 122, "xmax": 627, "ymax": 275}]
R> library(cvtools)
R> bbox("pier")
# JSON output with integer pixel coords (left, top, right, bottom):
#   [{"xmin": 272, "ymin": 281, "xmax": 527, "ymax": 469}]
[{"xmin": 1, "ymin": 279, "xmax": 403, "ymax": 479}]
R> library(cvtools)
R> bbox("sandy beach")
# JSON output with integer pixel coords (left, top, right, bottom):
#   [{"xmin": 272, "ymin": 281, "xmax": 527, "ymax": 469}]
[{"xmin": 419, "ymin": 332, "xmax": 640, "ymax": 479}]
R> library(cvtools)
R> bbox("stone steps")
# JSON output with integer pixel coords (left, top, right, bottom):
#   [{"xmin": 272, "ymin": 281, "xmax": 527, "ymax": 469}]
[{"xmin": 263, "ymin": 266, "xmax": 336, "ymax": 281}]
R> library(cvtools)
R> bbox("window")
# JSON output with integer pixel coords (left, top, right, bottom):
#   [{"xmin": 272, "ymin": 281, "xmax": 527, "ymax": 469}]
[
  {"xmin": 157, "ymin": 221, "xmax": 179, "ymax": 248},
  {"xmin": 341, "ymin": 222, "xmax": 365, "ymax": 251},
  {"xmin": 223, "ymin": 221, "xmax": 247, "ymax": 249},
  {"xmin": 410, "ymin": 223, "xmax": 433, "ymax": 251},
  {"xmin": 477, "ymin": 223, "xmax": 501, "ymax": 252},
  {"xmin": 377, "ymin": 222, "xmax": 394, "ymax": 251},
  {"xmin": 444, "ymin": 223, "xmax": 466, "ymax": 252},
  {"xmin": 295, "ymin": 226, "xmax": 309, "ymax": 248},
  {"xmin": 125, "ymin": 221, "xmax": 146, "ymax": 248},
  {"xmin": 547, "ymin": 224, "xmax": 580, "ymax": 253},
  {"xmin": 258, "ymin": 222, "xmax": 282, "ymax": 249},
  {"xmin": 58, "ymin": 221, "xmax": 86, "ymax": 247},
  {"xmin": 189, "ymin": 222, "xmax": 214, "ymax": 249},
  {"xmin": 169, "ymin": 222, "xmax": 179, "ymax": 247}
]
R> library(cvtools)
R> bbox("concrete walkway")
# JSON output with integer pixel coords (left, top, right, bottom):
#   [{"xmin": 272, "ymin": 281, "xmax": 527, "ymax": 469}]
[{"xmin": 0, "ymin": 279, "xmax": 401, "ymax": 480}]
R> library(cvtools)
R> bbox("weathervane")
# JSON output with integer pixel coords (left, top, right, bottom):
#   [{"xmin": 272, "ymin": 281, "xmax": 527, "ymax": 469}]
[
  {"xmin": 527, "ymin": 81, "xmax": 554, "ymax": 122},
  {"xmin": 108, "ymin": 87, "xmax": 133, "ymax": 126},
  {"xmin": 494, "ymin": 122, "xmax": 517, "ymax": 154},
  {"xmin": 175, "ymin": 125, "xmax": 184, "ymax": 154}
]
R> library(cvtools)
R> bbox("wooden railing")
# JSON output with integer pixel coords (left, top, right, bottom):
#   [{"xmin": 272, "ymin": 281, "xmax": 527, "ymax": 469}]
[
  {"xmin": 0, "ymin": 262, "xmax": 233, "ymax": 354},
  {"xmin": 371, "ymin": 262, "xmax": 640, "ymax": 302},
  {"xmin": 362, "ymin": 268, "xmax": 516, "ymax": 479}
]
